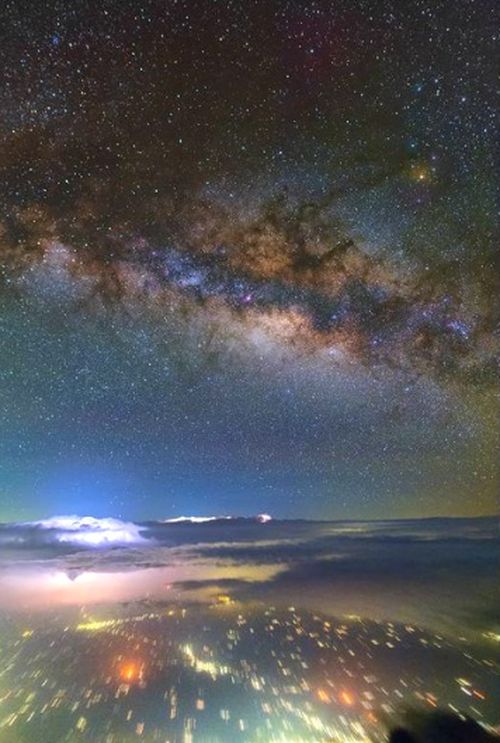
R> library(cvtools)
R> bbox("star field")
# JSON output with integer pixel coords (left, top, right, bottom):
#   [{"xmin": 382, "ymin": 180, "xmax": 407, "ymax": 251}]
[{"xmin": 0, "ymin": 0, "xmax": 497, "ymax": 520}]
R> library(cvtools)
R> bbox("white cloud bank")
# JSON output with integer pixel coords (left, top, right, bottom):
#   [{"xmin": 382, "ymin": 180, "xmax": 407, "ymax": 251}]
[{"xmin": 10, "ymin": 515, "xmax": 149, "ymax": 547}]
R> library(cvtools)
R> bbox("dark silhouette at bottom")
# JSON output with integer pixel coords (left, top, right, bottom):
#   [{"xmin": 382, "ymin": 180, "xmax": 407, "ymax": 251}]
[{"xmin": 389, "ymin": 711, "xmax": 499, "ymax": 743}]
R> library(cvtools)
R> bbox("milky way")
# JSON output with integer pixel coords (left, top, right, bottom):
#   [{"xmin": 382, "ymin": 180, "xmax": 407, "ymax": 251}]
[
  {"xmin": 0, "ymin": 0, "xmax": 497, "ymax": 520},
  {"xmin": 5, "ymin": 192, "xmax": 498, "ymax": 387}
]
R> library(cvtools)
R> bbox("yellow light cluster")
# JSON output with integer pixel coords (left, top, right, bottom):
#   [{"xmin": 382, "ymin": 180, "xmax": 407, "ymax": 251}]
[
  {"xmin": 181, "ymin": 644, "xmax": 230, "ymax": 678},
  {"xmin": 76, "ymin": 618, "xmax": 124, "ymax": 632}
]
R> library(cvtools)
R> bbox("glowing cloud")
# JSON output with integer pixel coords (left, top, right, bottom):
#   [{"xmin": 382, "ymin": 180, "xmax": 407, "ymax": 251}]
[{"xmin": 17, "ymin": 515, "xmax": 149, "ymax": 547}]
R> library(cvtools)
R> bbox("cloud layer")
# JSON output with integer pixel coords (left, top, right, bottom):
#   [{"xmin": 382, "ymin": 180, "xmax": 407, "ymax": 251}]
[
  {"xmin": 1, "ymin": 516, "xmax": 498, "ymax": 638},
  {"xmin": 1, "ymin": 515, "xmax": 149, "ymax": 548}
]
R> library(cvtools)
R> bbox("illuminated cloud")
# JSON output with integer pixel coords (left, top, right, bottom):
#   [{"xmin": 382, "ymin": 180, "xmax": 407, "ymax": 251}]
[
  {"xmin": 162, "ymin": 514, "xmax": 272, "ymax": 524},
  {"xmin": 162, "ymin": 515, "xmax": 236, "ymax": 524},
  {"xmin": 9, "ymin": 515, "xmax": 150, "ymax": 547}
]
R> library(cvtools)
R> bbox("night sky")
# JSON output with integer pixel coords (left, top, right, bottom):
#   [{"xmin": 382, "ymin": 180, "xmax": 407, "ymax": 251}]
[{"xmin": 0, "ymin": 0, "xmax": 497, "ymax": 521}]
